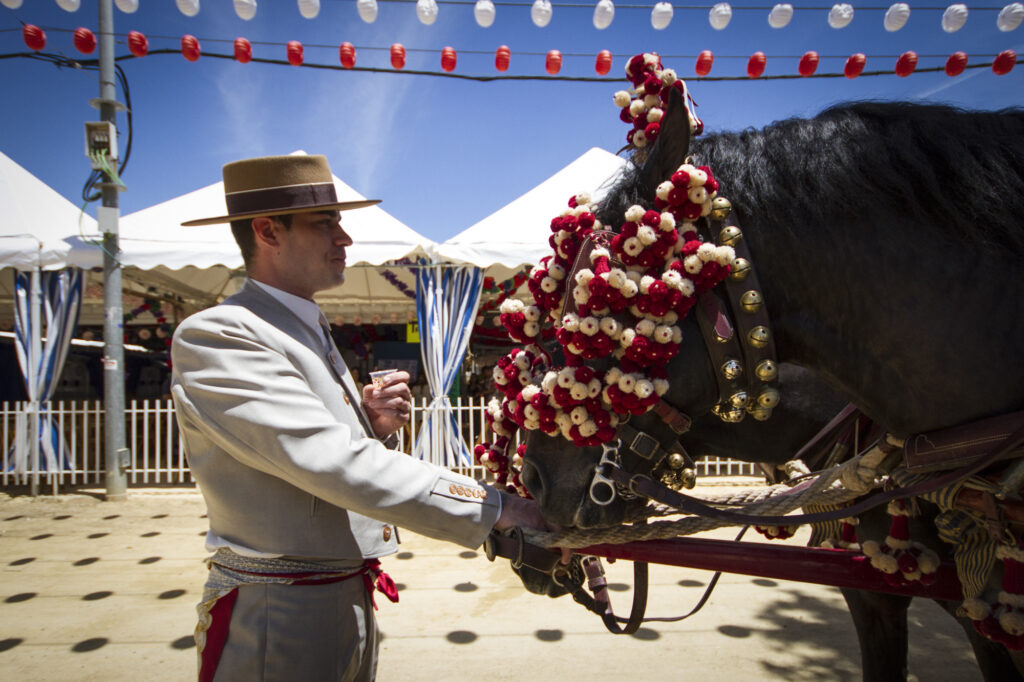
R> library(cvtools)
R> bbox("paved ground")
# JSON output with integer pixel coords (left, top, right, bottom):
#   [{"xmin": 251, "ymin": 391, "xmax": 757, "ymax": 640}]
[{"xmin": 0, "ymin": 485, "xmax": 986, "ymax": 681}]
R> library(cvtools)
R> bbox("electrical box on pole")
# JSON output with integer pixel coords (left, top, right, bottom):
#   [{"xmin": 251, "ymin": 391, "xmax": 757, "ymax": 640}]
[{"xmin": 84, "ymin": 121, "xmax": 118, "ymax": 167}]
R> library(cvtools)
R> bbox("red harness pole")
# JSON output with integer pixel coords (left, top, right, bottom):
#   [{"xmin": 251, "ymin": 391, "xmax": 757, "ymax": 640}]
[{"xmin": 577, "ymin": 537, "xmax": 964, "ymax": 601}]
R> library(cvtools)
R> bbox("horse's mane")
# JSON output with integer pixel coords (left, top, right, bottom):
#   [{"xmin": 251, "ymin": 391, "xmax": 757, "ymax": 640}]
[{"xmin": 597, "ymin": 101, "xmax": 1024, "ymax": 256}]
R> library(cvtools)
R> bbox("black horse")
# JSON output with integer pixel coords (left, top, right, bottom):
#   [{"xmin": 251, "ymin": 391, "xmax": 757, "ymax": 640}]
[{"xmin": 516, "ymin": 96, "xmax": 1024, "ymax": 681}]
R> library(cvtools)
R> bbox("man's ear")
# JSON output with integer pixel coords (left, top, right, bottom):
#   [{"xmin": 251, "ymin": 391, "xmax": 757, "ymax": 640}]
[{"xmin": 251, "ymin": 217, "xmax": 281, "ymax": 249}]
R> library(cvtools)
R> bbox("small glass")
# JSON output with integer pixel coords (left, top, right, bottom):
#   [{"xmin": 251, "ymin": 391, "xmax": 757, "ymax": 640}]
[{"xmin": 369, "ymin": 369, "xmax": 397, "ymax": 389}]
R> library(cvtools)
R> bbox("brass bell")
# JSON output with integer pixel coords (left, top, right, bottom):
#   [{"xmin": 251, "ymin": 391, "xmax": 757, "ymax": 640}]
[
  {"xmin": 739, "ymin": 290, "xmax": 763, "ymax": 314},
  {"xmin": 721, "ymin": 407, "xmax": 746, "ymax": 423},
  {"xmin": 718, "ymin": 225, "xmax": 742, "ymax": 247},
  {"xmin": 709, "ymin": 196, "xmax": 732, "ymax": 222},
  {"xmin": 666, "ymin": 452, "xmax": 687, "ymax": 470},
  {"xmin": 748, "ymin": 405, "xmax": 773, "ymax": 421},
  {"xmin": 721, "ymin": 358, "xmax": 743, "ymax": 381},
  {"xmin": 728, "ymin": 391, "xmax": 749, "ymax": 408},
  {"xmin": 729, "ymin": 258, "xmax": 751, "ymax": 282},
  {"xmin": 679, "ymin": 468, "xmax": 697, "ymax": 489},
  {"xmin": 757, "ymin": 386, "xmax": 781, "ymax": 408},
  {"xmin": 754, "ymin": 359, "xmax": 778, "ymax": 382},
  {"xmin": 747, "ymin": 325, "xmax": 770, "ymax": 348}
]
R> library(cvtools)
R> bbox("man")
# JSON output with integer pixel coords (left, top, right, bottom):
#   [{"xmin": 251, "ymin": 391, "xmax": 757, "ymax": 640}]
[{"xmin": 172, "ymin": 154, "xmax": 549, "ymax": 681}]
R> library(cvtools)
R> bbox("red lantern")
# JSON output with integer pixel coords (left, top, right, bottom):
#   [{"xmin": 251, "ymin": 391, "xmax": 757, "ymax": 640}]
[
  {"xmin": 441, "ymin": 46, "xmax": 457, "ymax": 72},
  {"xmin": 895, "ymin": 51, "xmax": 918, "ymax": 77},
  {"xmin": 287, "ymin": 40, "xmax": 303, "ymax": 66},
  {"xmin": 993, "ymin": 50, "xmax": 1017, "ymax": 76},
  {"xmin": 844, "ymin": 53, "xmax": 866, "ymax": 79},
  {"xmin": 234, "ymin": 38, "xmax": 252, "ymax": 64},
  {"xmin": 339, "ymin": 42, "xmax": 356, "ymax": 69},
  {"xmin": 798, "ymin": 51, "xmax": 819, "ymax": 77},
  {"xmin": 181, "ymin": 34, "xmax": 201, "ymax": 62},
  {"xmin": 73, "ymin": 27, "xmax": 96, "ymax": 55},
  {"xmin": 127, "ymin": 31, "xmax": 149, "ymax": 58},
  {"xmin": 695, "ymin": 50, "xmax": 713, "ymax": 76},
  {"xmin": 747, "ymin": 52, "xmax": 766, "ymax": 79},
  {"xmin": 22, "ymin": 25, "xmax": 46, "ymax": 52},
  {"xmin": 390, "ymin": 43, "xmax": 406, "ymax": 70},
  {"xmin": 545, "ymin": 50, "xmax": 562, "ymax": 75},
  {"xmin": 595, "ymin": 49, "xmax": 612, "ymax": 76},
  {"xmin": 945, "ymin": 51, "xmax": 968, "ymax": 77},
  {"xmin": 495, "ymin": 45, "xmax": 510, "ymax": 72}
]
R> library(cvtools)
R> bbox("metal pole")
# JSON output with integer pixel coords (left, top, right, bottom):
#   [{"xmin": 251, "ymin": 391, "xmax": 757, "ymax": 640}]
[
  {"xmin": 29, "ymin": 267, "xmax": 41, "ymax": 496},
  {"xmin": 98, "ymin": 0, "xmax": 127, "ymax": 501}
]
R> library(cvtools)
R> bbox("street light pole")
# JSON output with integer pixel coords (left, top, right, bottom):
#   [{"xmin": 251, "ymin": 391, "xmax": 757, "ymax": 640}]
[{"xmin": 97, "ymin": 0, "xmax": 128, "ymax": 501}]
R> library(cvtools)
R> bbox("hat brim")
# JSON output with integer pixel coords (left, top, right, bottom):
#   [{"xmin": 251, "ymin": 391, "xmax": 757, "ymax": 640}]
[{"xmin": 180, "ymin": 199, "xmax": 382, "ymax": 227}]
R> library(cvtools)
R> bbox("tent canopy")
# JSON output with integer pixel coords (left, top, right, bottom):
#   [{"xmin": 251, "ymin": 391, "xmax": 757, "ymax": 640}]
[
  {"xmin": 0, "ymin": 151, "xmax": 97, "ymax": 272},
  {"xmin": 433, "ymin": 147, "xmax": 628, "ymax": 277}
]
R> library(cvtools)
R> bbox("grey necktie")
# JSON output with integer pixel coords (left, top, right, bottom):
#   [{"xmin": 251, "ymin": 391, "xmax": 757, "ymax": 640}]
[{"xmin": 318, "ymin": 315, "xmax": 376, "ymax": 437}]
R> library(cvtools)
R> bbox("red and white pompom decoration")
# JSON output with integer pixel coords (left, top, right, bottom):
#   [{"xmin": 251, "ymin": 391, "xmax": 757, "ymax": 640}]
[
  {"xmin": 820, "ymin": 517, "xmax": 861, "ymax": 550},
  {"xmin": 861, "ymin": 500, "xmax": 940, "ymax": 586},
  {"xmin": 615, "ymin": 52, "xmax": 704, "ymax": 149},
  {"xmin": 963, "ymin": 539, "xmax": 1024, "ymax": 650},
  {"xmin": 756, "ymin": 524, "xmax": 799, "ymax": 540}
]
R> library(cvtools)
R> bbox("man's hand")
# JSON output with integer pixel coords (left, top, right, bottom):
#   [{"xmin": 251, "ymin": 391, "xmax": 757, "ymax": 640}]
[
  {"xmin": 494, "ymin": 491, "xmax": 572, "ymax": 564},
  {"xmin": 361, "ymin": 370, "xmax": 412, "ymax": 438}
]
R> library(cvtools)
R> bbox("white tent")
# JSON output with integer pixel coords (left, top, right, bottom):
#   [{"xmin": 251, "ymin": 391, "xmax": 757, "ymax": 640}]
[
  {"xmin": 433, "ymin": 147, "xmax": 628, "ymax": 278},
  {"xmin": 67, "ymin": 151, "xmax": 433, "ymax": 322},
  {"xmin": 0, "ymin": 151, "xmax": 97, "ymax": 272}
]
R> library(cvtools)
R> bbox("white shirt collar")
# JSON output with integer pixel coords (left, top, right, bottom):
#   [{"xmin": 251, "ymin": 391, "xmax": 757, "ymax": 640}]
[{"xmin": 249, "ymin": 279, "xmax": 330, "ymax": 347}]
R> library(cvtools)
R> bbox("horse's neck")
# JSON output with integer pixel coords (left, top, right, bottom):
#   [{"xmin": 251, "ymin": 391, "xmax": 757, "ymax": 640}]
[{"xmin": 712, "ymin": 159, "xmax": 1023, "ymax": 436}]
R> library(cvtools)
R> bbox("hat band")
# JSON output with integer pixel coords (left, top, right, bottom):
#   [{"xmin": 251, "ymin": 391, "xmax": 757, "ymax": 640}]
[{"xmin": 225, "ymin": 182, "xmax": 339, "ymax": 216}]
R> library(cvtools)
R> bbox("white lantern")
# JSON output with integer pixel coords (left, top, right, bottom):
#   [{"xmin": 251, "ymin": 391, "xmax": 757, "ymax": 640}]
[
  {"xmin": 474, "ymin": 0, "xmax": 496, "ymax": 27},
  {"xmin": 593, "ymin": 0, "xmax": 614, "ymax": 30},
  {"xmin": 0, "ymin": 0, "xmax": 23, "ymax": 8},
  {"xmin": 997, "ymin": 3, "xmax": 1023, "ymax": 31},
  {"xmin": 56, "ymin": 0, "xmax": 81, "ymax": 10},
  {"xmin": 416, "ymin": 0, "xmax": 438, "ymax": 25},
  {"xmin": 942, "ymin": 4, "xmax": 968, "ymax": 33},
  {"xmin": 531, "ymin": 0, "xmax": 552, "ymax": 28},
  {"xmin": 357, "ymin": 0, "xmax": 378, "ymax": 23},
  {"xmin": 297, "ymin": 0, "xmax": 320, "ymax": 19},
  {"xmin": 234, "ymin": 0, "xmax": 257, "ymax": 20},
  {"xmin": 828, "ymin": 3, "xmax": 854, "ymax": 29},
  {"xmin": 709, "ymin": 2, "xmax": 732, "ymax": 30},
  {"xmin": 651, "ymin": 1, "xmax": 673, "ymax": 30},
  {"xmin": 176, "ymin": 0, "xmax": 200, "ymax": 18},
  {"xmin": 768, "ymin": 3, "xmax": 792, "ymax": 28},
  {"xmin": 883, "ymin": 3, "xmax": 910, "ymax": 31},
  {"xmin": 115, "ymin": 0, "xmax": 138, "ymax": 13}
]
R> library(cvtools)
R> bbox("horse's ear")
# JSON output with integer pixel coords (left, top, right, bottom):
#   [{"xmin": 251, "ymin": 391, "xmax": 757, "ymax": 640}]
[{"xmin": 638, "ymin": 85, "xmax": 691, "ymax": 190}]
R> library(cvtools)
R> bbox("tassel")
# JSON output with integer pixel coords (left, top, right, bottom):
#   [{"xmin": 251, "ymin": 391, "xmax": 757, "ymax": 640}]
[
  {"xmin": 969, "ymin": 539, "xmax": 1024, "ymax": 650},
  {"xmin": 861, "ymin": 500, "xmax": 939, "ymax": 586}
]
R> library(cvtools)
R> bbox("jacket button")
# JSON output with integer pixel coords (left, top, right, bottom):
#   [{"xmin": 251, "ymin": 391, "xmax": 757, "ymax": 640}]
[{"xmin": 382, "ymin": 526, "xmax": 392, "ymax": 541}]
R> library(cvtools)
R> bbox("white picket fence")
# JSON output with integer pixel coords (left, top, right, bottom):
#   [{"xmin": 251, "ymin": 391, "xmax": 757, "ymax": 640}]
[{"xmin": 0, "ymin": 398, "xmax": 757, "ymax": 492}]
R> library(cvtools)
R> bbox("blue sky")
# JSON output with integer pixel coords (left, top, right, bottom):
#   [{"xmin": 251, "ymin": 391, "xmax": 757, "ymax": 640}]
[{"xmin": 1, "ymin": 1, "xmax": 1021, "ymax": 243}]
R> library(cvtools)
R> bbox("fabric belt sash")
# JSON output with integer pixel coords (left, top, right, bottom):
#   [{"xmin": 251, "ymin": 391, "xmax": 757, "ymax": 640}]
[{"xmin": 196, "ymin": 549, "xmax": 398, "ymax": 682}]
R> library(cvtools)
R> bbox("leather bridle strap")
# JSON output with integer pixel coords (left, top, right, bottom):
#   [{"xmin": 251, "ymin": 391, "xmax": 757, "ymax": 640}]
[{"xmin": 601, "ymin": 423, "xmax": 1024, "ymax": 527}]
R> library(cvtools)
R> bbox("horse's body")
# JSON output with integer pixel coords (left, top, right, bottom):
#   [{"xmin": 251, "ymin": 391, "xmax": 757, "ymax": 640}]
[{"xmin": 518, "ymin": 100, "xmax": 1024, "ymax": 681}]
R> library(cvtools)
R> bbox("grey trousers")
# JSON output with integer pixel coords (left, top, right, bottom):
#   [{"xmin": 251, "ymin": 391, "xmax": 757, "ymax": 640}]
[{"xmin": 211, "ymin": 577, "xmax": 380, "ymax": 681}]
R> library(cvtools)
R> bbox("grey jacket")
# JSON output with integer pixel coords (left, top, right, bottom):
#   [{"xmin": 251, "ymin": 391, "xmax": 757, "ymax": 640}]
[{"xmin": 171, "ymin": 280, "xmax": 499, "ymax": 560}]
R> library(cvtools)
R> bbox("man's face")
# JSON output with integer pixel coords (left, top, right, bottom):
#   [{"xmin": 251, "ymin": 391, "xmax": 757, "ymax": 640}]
[{"xmin": 276, "ymin": 211, "xmax": 353, "ymax": 297}]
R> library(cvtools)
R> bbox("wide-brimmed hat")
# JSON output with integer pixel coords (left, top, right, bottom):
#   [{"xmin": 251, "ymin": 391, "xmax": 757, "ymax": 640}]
[{"xmin": 181, "ymin": 154, "xmax": 380, "ymax": 226}]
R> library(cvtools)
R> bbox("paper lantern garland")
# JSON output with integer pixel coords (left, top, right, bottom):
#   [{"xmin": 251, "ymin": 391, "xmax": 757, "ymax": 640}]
[
  {"xmin": 73, "ymin": 27, "xmax": 96, "ymax": 54},
  {"xmin": 127, "ymin": 31, "xmax": 149, "ymax": 57}
]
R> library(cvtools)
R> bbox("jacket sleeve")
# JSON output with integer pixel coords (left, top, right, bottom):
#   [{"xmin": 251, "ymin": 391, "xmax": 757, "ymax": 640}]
[{"xmin": 170, "ymin": 312, "xmax": 500, "ymax": 549}]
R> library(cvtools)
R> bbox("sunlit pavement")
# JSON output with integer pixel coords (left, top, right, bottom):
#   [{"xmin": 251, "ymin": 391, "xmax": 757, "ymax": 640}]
[{"xmin": 0, "ymin": 487, "xmax": 982, "ymax": 682}]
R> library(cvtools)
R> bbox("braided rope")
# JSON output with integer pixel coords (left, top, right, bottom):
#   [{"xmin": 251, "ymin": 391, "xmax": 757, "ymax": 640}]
[{"xmin": 528, "ymin": 446, "xmax": 893, "ymax": 549}]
